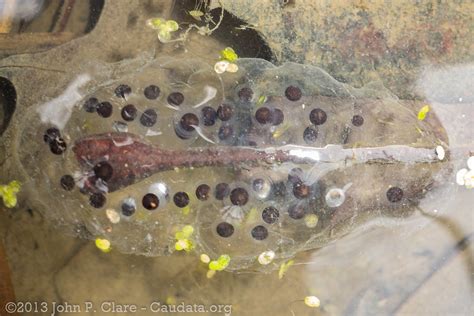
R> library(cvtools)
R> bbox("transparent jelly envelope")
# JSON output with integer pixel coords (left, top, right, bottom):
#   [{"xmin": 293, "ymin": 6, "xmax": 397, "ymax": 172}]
[{"xmin": 14, "ymin": 57, "xmax": 452, "ymax": 272}]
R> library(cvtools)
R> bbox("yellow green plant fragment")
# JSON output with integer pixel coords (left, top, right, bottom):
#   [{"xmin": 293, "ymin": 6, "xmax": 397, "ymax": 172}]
[
  {"xmin": 206, "ymin": 269, "xmax": 216, "ymax": 279},
  {"xmin": 220, "ymin": 47, "xmax": 238, "ymax": 62},
  {"xmin": 147, "ymin": 17, "xmax": 163, "ymax": 29},
  {"xmin": 208, "ymin": 254, "xmax": 231, "ymax": 271},
  {"xmin": 272, "ymin": 123, "xmax": 291, "ymax": 139},
  {"xmin": 95, "ymin": 238, "xmax": 111, "ymax": 253},
  {"xmin": 147, "ymin": 18, "xmax": 178, "ymax": 31},
  {"xmin": 175, "ymin": 239, "xmax": 193, "ymax": 252},
  {"xmin": 0, "ymin": 180, "xmax": 21, "ymax": 208},
  {"xmin": 174, "ymin": 225, "xmax": 195, "ymax": 252},
  {"xmin": 182, "ymin": 225, "xmax": 194, "ymax": 236},
  {"xmin": 256, "ymin": 95, "xmax": 267, "ymax": 106},
  {"xmin": 166, "ymin": 296, "xmax": 177, "ymax": 305},
  {"xmin": 146, "ymin": 18, "xmax": 179, "ymax": 43},
  {"xmin": 417, "ymin": 105, "xmax": 430, "ymax": 121},
  {"xmin": 182, "ymin": 205, "xmax": 191, "ymax": 215},
  {"xmin": 278, "ymin": 259, "xmax": 294, "ymax": 279},
  {"xmin": 189, "ymin": 10, "xmax": 204, "ymax": 20}
]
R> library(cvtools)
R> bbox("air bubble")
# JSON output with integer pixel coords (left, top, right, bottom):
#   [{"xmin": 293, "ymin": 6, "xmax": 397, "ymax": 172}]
[
  {"xmin": 325, "ymin": 188, "xmax": 346, "ymax": 208},
  {"xmin": 148, "ymin": 182, "xmax": 169, "ymax": 206}
]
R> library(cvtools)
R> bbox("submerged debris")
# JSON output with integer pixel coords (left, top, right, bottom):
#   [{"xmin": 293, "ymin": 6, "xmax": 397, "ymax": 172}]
[
  {"xmin": 209, "ymin": 254, "xmax": 231, "ymax": 271},
  {"xmin": 435, "ymin": 145, "xmax": 446, "ymax": 161},
  {"xmin": 215, "ymin": 48, "xmax": 239, "ymax": 74},
  {"xmin": 220, "ymin": 47, "xmax": 239, "ymax": 62},
  {"xmin": 214, "ymin": 60, "xmax": 239, "ymax": 74},
  {"xmin": 146, "ymin": 18, "xmax": 179, "ymax": 43},
  {"xmin": 95, "ymin": 238, "xmax": 111, "ymax": 253},
  {"xmin": 304, "ymin": 214, "xmax": 319, "ymax": 228},
  {"xmin": 106, "ymin": 208, "xmax": 121, "ymax": 224},
  {"xmin": 258, "ymin": 250, "xmax": 276, "ymax": 265},
  {"xmin": 0, "ymin": 180, "xmax": 21, "ymax": 208},
  {"xmin": 304, "ymin": 296, "xmax": 321, "ymax": 308},
  {"xmin": 467, "ymin": 156, "xmax": 474, "ymax": 170},
  {"xmin": 417, "ymin": 105, "xmax": 430, "ymax": 121},
  {"xmin": 278, "ymin": 259, "xmax": 294, "ymax": 279},
  {"xmin": 175, "ymin": 225, "xmax": 195, "ymax": 252},
  {"xmin": 456, "ymin": 156, "xmax": 474, "ymax": 189},
  {"xmin": 200, "ymin": 253, "xmax": 211, "ymax": 263}
]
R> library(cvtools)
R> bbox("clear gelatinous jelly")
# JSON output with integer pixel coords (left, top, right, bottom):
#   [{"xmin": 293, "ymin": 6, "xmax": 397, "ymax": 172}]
[{"xmin": 15, "ymin": 57, "xmax": 449, "ymax": 271}]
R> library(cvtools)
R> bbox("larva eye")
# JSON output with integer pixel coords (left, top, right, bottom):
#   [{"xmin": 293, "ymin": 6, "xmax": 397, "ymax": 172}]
[{"xmin": 14, "ymin": 56, "xmax": 448, "ymax": 273}]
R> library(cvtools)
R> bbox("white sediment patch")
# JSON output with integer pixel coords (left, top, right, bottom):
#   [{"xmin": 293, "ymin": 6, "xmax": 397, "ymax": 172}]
[
  {"xmin": 1, "ymin": 0, "xmax": 44, "ymax": 21},
  {"xmin": 192, "ymin": 125, "xmax": 215, "ymax": 144},
  {"xmin": 36, "ymin": 74, "xmax": 91, "ymax": 129},
  {"xmin": 193, "ymin": 85, "xmax": 217, "ymax": 108},
  {"xmin": 112, "ymin": 136, "xmax": 134, "ymax": 147}
]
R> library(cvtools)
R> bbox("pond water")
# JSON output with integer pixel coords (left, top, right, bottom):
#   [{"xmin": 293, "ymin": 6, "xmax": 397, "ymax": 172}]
[{"xmin": 0, "ymin": 1, "xmax": 472, "ymax": 315}]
